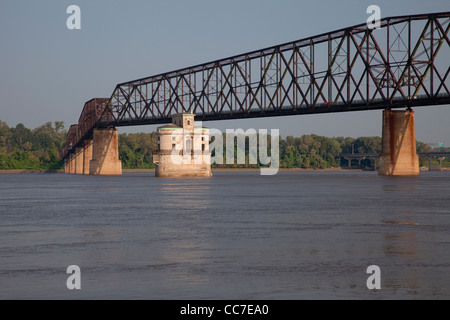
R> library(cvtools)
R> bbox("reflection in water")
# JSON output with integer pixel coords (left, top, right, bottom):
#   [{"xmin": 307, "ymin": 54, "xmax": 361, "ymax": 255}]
[
  {"xmin": 381, "ymin": 205, "xmax": 422, "ymax": 291},
  {"xmin": 382, "ymin": 180, "xmax": 418, "ymax": 194},
  {"xmin": 0, "ymin": 171, "xmax": 449, "ymax": 299},
  {"xmin": 382, "ymin": 220, "xmax": 418, "ymax": 226},
  {"xmin": 383, "ymin": 233, "xmax": 419, "ymax": 257},
  {"xmin": 157, "ymin": 179, "xmax": 214, "ymax": 285},
  {"xmin": 381, "ymin": 207, "xmax": 420, "ymax": 254},
  {"xmin": 383, "ymin": 232, "xmax": 420, "ymax": 291},
  {"xmin": 381, "ymin": 209, "xmax": 420, "ymax": 226},
  {"xmin": 158, "ymin": 179, "xmax": 213, "ymax": 210},
  {"xmin": 81, "ymin": 228, "xmax": 124, "ymax": 266}
]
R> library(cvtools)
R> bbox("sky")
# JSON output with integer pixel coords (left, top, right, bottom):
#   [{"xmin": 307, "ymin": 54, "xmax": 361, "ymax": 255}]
[{"xmin": 0, "ymin": 0, "xmax": 449, "ymax": 146}]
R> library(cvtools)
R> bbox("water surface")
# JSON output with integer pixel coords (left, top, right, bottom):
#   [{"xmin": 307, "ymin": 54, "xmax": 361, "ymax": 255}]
[{"xmin": 0, "ymin": 171, "xmax": 449, "ymax": 299}]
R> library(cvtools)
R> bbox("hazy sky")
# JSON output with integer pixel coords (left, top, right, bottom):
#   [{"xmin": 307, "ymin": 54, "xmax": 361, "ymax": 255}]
[{"xmin": 1, "ymin": 0, "xmax": 449, "ymax": 145}]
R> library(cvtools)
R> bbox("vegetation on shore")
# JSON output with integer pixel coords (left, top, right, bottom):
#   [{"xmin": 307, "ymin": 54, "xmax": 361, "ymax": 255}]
[
  {"xmin": 0, "ymin": 120, "xmax": 447, "ymax": 170},
  {"xmin": 0, "ymin": 121, "xmax": 66, "ymax": 170}
]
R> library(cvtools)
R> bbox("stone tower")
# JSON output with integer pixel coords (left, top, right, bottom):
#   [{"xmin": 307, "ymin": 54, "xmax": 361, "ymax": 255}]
[{"xmin": 153, "ymin": 111, "xmax": 211, "ymax": 177}]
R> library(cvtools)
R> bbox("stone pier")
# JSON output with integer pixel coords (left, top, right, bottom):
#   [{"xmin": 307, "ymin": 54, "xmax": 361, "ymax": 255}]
[
  {"xmin": 428, "ymin": 156, "xmax": 445, "ymax": 171},
  {"xmin": 89, "ymin": 128, "xmax": 122, "ymax": 175},
  {"xmin": 83, "ymin": 139, "xmax": 93, "ymax": 175},
  {"xmin": 74, "ymin": 147, "xmax": 84, "ymax": 175},
  {"xmin": 345, "ymin": 158, "xmax": 352, "ymax": 168},
  {"xmin": 69, "ymin": 153, "xmax": 76, "ymax": 174},
  {"xmin": 378, "ymin": 109, "xmax": 419, "ymax": 176},
  {"xmin": 64, "ymin": 158, "xmax": 70, "ymax": 174}
]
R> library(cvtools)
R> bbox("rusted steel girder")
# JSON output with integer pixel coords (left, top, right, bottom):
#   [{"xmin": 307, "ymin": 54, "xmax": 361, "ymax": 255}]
[
  {"xmin": 98, "ymin": 12, "xmax": 450, "ymax": 127},
  {"xmin": 60, "ymin": 98, "xmax": 110, "ymax": 159},
  {"xmin": 61, "ymin": 12, "xmax": 450, "ymax": 159}
]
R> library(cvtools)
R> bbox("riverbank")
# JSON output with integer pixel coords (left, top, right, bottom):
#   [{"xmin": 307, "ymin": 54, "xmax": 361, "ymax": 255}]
[
  {"xmin": 0, "ymin": 168, "xmax": 357, "ymax": 174},
  {"xmin": 212, "ymin": 167, "xmax": 360, "ymax": 172},
  {"xmin": 1, "ymin": 167, "xmax": 447, "ymax": 174},
  {"xmin": 0, "ymin": 169, "xmax": 63, "ymax": 174},
  {"xmin": 122, "ymin": 167, "xmax": 361, "ymax": 173}
]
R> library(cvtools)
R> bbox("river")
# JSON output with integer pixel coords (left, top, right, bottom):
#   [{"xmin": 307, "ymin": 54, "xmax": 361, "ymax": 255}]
[{"xmin": 0, "ymin": 171, "xmax": 449, "ymax": 299}]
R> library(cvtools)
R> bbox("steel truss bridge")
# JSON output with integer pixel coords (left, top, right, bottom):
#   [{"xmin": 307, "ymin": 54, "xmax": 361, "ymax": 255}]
[{"xmin": 62, "ymin": 12, "xmax": 450, "ymax": 159}]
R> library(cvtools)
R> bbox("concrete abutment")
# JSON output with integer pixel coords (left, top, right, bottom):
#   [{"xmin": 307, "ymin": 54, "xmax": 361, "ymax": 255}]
[
  {"xmin": 74, "ymin": 147, "xmax": 84, "ymax": 174},
  {"xmin": 83, "ymin": 139, "xmax": 93, "ymax": 175},
  {"xmin": 378, "ymin": 109, "xmax": 419, "ymax": 176},
  {"xmin": 89, "ymin": 128, "xmax": 122, "ymax": 175},
  {"xmin": 69, "ymin": 153, "xmax": 76, "ymax": 174}
]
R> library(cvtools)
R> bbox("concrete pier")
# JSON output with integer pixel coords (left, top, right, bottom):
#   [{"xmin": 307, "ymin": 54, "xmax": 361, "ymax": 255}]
[
  {"xmin": 69, "ymin": 153, "xmax": 76, "ymax": 174},
  {"xmin": 378, "ymin": 109, "xmax": 419, "ymax": 176},
  {"xmin": 83, "ymin": 139, "xmax": 93, "ymax": 175},
  {"xmin": 89, "ymin": 128, "xmax": 122, "ymax": 175},
  {"xmin": 345, "ymin": 158, "xmax": 352, "ymax": 168},
  {"xmin": 75, "ymin": 147, "xmax": 84, "ymax": 174},
  {"xmin": 155, "ymin": 151, "xmax": 212, "ymax": 177},
  {"xmin": 64, "ymin": 158, "xmax": 70, "ymax": 174},
  {"xmin": 428, "ymin": 156, "xmax": 445, "ymax": 171}
]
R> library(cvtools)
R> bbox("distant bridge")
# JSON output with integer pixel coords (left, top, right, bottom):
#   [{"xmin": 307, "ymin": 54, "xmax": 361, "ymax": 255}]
[{"xmin": 340, "ymin": 152, "xmax": 450, "ymax": 170}]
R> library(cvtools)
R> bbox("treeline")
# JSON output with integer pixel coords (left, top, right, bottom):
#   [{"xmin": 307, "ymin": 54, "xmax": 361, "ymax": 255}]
[
  {"xmin": 280, "ymin": 135, "xmax": 432, "ymax": 168},
  {"xmin": 114, "ymin": 132, "xmax": 436, "ymax": 169},
  {"xmin": 0, "ymin": 121, "xmax": 437, "ymax": 170},
  {"xmin": 119, "ymin": 132, "xmax": 158, "ymax": 169},
  {"xmin": 0, "ymin": 121, "xmax": 66, "ymax": 170}
]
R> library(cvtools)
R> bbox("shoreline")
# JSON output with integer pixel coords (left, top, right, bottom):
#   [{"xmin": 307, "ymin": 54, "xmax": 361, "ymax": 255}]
[
  {"xmin": 211, "ymin": 167, "xmax": 361, "ymax": 172},
  {"xmin": 0, "ymin": 168, "xmax": 356, "ymax": 174},
  {"xmin": 0, "ymin": 169, "xmax": 64, "ymax": 174},
  {"xmin": 1, "ymin": 167, "xmax": 447, "ymax": 174}
]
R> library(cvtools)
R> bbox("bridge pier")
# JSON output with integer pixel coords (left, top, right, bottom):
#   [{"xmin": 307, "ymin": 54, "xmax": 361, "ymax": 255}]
[
  {"xmin": 64, "ymin": 158, "xmax": 70, "ymax": 174},
  {"xmin": 69, "ymin": 153, "xmax": 76, "ymax": 174},
  {"xmin": 83, "ymin": 139, "xmax": 93, "ymax": 174},
  {"xmin": 370, "ymin": 157, "xmax": 378, "ymax": 171},
  {"xmin": 345, "ymin": 158, "xmax": 352, "ymax": 168},
  {"xmin": 378, "ymin": 109, "xmax": 419, "ymax": 176},
  {"xmin": 438, "ymin": 156, "xmax": 445, "ymax": 169},
  {"xmin": 89, "ymin": 128, "xmax": 122, "ymax": 175},
  {"xmin": 428, "ymin": 156, "xmax": 445, "ymax": 171},
  {"xmin": 74, "ymin": 147, "xmax": 84, "ymax": 174}
]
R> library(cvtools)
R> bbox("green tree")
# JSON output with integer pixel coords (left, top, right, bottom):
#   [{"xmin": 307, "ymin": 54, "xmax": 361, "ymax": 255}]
[
  {"xmin": 0, "ymin": 121, "xmax": 66, "ymax": 170},
  {"xmin": 353, "ymin": 137, "xmax": 382, "ymax": 154}
]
